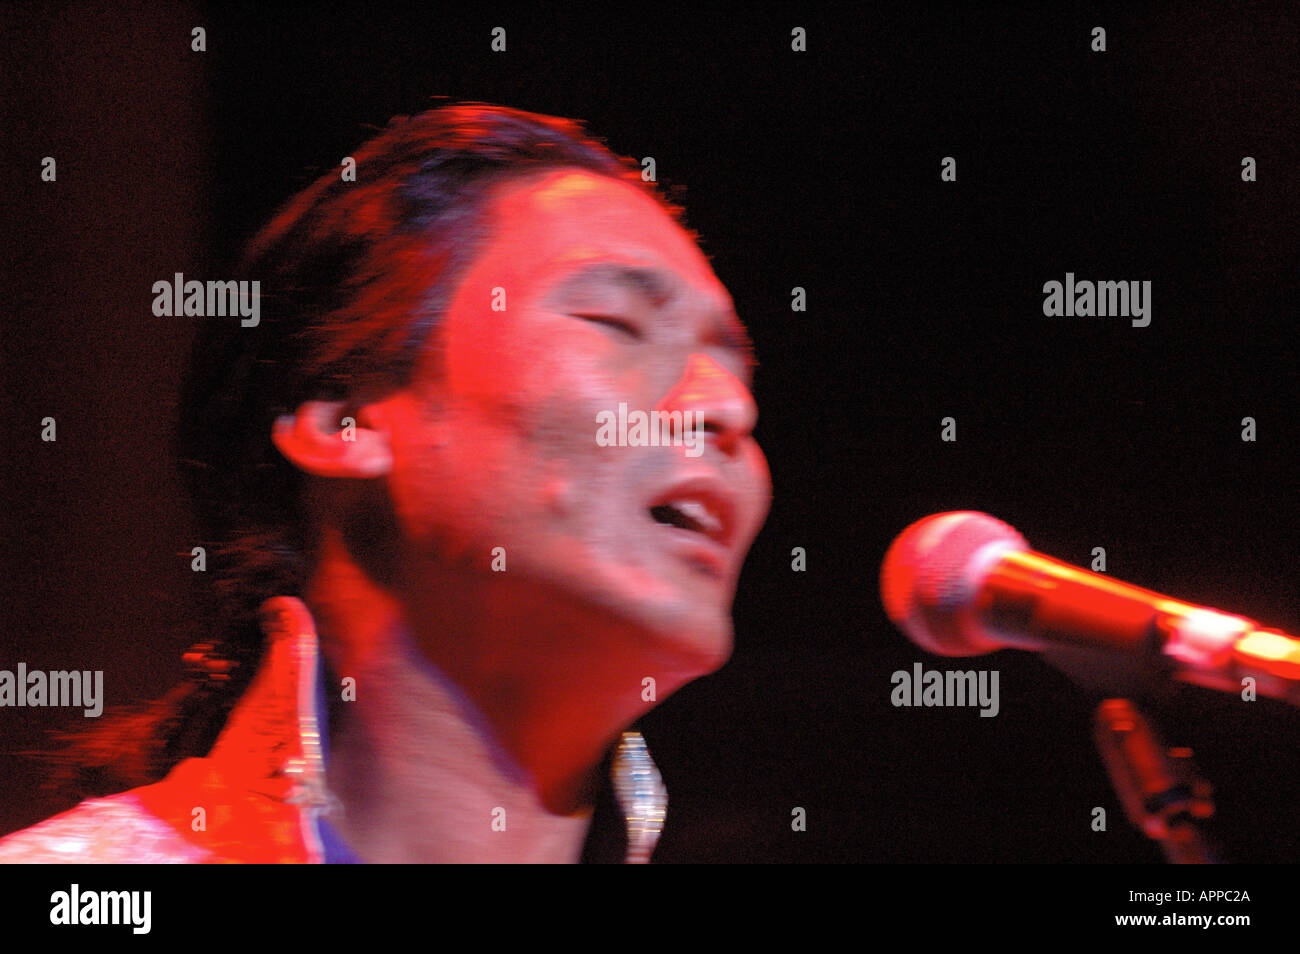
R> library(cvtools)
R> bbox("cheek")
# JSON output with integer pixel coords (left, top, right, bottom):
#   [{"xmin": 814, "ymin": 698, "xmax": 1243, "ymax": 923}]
[
  {"xmin": 509, "ymin": 398, "xmax": 652, "ymax": 554},
  {"xmin": 383, "ymin": 428, "xmax": 466, "ymax": 552},
  {"xmin": 520, "ymin": 404, "xmax": 627, "ymax": 524},
  {"xmin": 382, "ymin": 399, "xmax": 519, "ymax": 560},
  {"xmin": 410, "ymin": 319, "xmax": 656, "ymax": 543},
  {"xmin": 747, "ymin": 443, "xmax": 773, "ymax": 506},
  {"xmin": 505, "ymin": 343, "xmax": 636, "ymax": 471}
]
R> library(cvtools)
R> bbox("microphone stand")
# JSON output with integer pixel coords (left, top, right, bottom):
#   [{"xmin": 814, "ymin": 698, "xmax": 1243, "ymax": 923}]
[{"xmin": 1093, "ymin": 698, "xmax": 1220, "ymax": 863}]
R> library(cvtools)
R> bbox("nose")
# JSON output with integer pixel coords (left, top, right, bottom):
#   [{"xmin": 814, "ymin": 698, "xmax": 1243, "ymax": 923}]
[{"xmin": 657, "ymin": 354, "xmax": 758, "ymax": 454}]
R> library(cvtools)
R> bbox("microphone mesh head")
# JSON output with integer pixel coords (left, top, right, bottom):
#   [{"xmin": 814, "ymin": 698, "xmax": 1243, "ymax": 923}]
[{"xmin": 880, "ymin": 511, "xmax": 1028, "ymax": 654}]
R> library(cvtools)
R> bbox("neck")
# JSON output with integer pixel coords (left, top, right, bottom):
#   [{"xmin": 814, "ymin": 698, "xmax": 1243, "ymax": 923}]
[
  {"xmin": 319, "ymin": 630, "xmax": 594, "ymax": 863},
  {"xmin": 304, "ymin": 531, "xmax": 669, "ymax": 862}
]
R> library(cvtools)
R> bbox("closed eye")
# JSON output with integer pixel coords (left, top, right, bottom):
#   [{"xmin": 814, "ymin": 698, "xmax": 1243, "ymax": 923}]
[{"xmin": 568, "ymin": 313, "xmax": 642, "ymax": 338}]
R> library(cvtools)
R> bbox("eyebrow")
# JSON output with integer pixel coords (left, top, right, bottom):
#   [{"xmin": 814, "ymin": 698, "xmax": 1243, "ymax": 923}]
[
  {"xmin": 552, "ymin": 263, "xmax": 674, "ymax": 306},
  {"xmin": 551, "ymin": 263, "xmax": 758, "ymax": 376}
]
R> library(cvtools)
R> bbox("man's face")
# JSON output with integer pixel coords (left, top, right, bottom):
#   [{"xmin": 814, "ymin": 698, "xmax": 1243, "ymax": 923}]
[{"xmin": 384, "ymin": 168, "xmax": 770, "ymax": 670}]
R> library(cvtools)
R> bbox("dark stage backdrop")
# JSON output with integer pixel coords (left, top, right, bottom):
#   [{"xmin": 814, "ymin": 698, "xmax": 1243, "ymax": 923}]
[{"xmin": 3, "ymin": 1, "xmax": 1298, "ymax": 869}]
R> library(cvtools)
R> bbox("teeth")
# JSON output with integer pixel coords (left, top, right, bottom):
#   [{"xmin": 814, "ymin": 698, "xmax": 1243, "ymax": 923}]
[{"xmin": 670, "ymin": 498, "xmax": 721, "ymax": 535}]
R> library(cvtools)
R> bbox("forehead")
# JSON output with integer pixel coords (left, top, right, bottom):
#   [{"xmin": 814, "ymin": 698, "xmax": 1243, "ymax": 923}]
[{"xmin": 477, "ymin": 169, "xmax": 727, "ymax": 300}]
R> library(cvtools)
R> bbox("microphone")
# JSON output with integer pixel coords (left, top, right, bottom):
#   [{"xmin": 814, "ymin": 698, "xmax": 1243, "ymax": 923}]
[{"xmin": 879, "ymin": 511, "xmax": 1300, "ymax": 705}]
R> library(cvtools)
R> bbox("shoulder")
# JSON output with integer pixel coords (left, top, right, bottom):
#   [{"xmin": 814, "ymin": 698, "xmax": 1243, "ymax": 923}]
[
  {"xmin": 0, "ymin": 789, "xmax": 211, "ymax": 864},
  {"xmin": 1, "ymin": 598, "xmax": 337, "ymax": 864}
]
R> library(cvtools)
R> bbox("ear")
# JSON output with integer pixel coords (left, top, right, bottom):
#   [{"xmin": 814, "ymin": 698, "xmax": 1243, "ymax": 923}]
[{"xmin": 272, "ymin": 400, "xmax": 393, "ymax": 478}]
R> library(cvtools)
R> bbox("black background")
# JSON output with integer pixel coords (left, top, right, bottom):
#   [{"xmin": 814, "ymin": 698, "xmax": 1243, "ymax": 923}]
[{"xmin": 3, "ymin": 0, "xmax": 1299, "ymax": 866}]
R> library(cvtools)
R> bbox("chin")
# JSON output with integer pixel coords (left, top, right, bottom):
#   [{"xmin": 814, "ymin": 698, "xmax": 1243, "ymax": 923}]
[
  {"xmin": 635, "ymin": 605, "xmax": 736, "ymax": 677},
  {"xmin": 535, "ymin": 562, "xmax": 739, "ymax": 674}
]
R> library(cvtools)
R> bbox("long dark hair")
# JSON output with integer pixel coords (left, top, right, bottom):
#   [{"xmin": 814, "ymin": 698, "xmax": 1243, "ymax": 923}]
[{"xmin": 48, "ymin": 103, "xmax": 687, "ymax": 800}]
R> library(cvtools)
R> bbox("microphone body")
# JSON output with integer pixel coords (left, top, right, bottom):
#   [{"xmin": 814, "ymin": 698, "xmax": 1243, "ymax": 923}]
[{"xmin": 880, "ymin": 512, "xmax": 1300, "ymax": 705}]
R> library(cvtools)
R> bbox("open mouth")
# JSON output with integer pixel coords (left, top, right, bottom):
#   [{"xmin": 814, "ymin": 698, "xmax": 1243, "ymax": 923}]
[
  {"xmin": 648, "ymin": 500, "xmax": 729, "ymax": 577},
  {"xmin": 645, "ymin": 484, "xmax": 734, "ymax": 550},
  {"xmin": 649, "ymin": 501, "xmax": 720, "ymax": 536}
]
